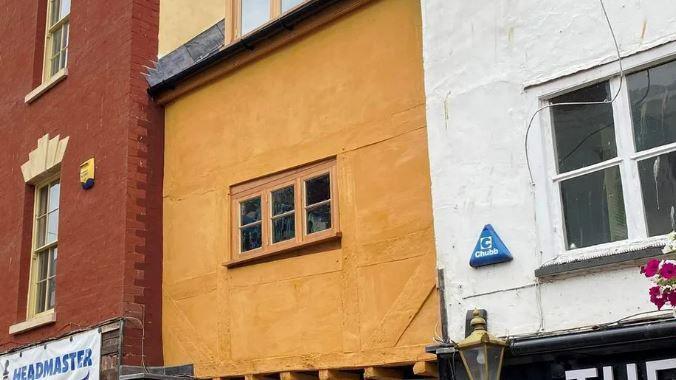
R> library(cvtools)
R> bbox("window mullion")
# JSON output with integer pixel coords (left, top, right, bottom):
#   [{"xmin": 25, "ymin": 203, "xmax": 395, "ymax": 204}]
[
  {"xmin": 296, "ymin": 178, "xmax": 303, "ymax": 243},
  {"xmin": 611, "ymin": 75, "xmax": 647, "ymax": 239},
  {"xmin": 262, "ymin": 191, "xmax": 270, "ymax": 251}
]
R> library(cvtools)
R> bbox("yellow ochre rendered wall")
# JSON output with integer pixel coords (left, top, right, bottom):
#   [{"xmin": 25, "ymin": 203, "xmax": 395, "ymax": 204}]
[
  {"xmin": 158, "ymin": 0, "xmax": 223, "ymax": 57},
  {"xmin": 162, "ymin": 0, "xmax": 438, "ymax": 376}
]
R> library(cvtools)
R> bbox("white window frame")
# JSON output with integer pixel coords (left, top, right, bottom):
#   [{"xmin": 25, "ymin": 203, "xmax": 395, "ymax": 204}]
[{"xmin": 529, "ymin": 40, "xmax": 676, "ymax": 260}]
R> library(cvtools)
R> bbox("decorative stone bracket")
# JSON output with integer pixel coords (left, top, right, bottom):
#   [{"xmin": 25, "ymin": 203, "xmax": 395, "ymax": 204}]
[{"xmin": 21, "ymin": 134, "xmax": 69, "ymax": 184}]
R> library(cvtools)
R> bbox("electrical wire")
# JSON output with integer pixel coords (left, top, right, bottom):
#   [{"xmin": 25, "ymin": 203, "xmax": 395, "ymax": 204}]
[
  {"xmin": 524, "ymin": 0, "xmax": 625, "ymax": 186},
  {"xmin": 506, "ymin": 309, "xmax": 672, "ymax": 341},
  {"xmin": 124, "ymin": 313, "xmax": 149, "ymax": 374}
]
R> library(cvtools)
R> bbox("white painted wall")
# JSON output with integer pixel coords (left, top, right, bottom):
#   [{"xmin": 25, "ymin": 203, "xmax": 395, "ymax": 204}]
[{"xmin": 421, "ymin": 0, "xmax": 676, "ymax": 340}]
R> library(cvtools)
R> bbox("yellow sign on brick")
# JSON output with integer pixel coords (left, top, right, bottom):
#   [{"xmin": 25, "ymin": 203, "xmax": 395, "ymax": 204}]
[{"xmin": 79, "ymin": 158, "xmax": 95, "ymax": 190}]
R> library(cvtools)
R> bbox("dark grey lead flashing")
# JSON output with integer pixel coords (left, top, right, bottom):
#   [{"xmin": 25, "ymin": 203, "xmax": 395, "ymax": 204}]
[
  {"xmin": 146, "ymin": 20, "xmax": 225, "ymax": 87},
  {"xmin": 534, "ymin": 246, "xmax": 663, "ymax": 278},
  {"xmin": 147, "ymin": 0, "xmax": 344, "ymax": 97}
]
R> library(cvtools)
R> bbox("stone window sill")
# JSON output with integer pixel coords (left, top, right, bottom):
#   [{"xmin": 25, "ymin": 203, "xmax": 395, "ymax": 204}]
[
  {"xmin": 25, "ymin": 69, "xmax": 68, "ymax": 104},
  {"xmin": 535, "ymin": 238, "xmax": 670, "ymax": 280},
  {"xmin": 9, "ymin": 311, "xmax": 56, "ymax": 335}
]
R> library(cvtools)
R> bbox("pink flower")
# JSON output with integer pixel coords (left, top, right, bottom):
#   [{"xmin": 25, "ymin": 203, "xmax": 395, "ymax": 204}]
[
  {"xmin": 649, "ymin": 286, "xmax": 661, "ymax": 296},
  {"xmin": 651, "ymin": 293, "xmax": 666, "ymax": 310},
  {"xmin": 668, "ymin": 291, "xmax": 676, "ymax": 307},
  {"xmin": 644, "ymin": 259, "xmax": 660, "ymax": 277},
  {"xmin": 660, "ymin": 263, "xmax": 676, "ymax": 279}
]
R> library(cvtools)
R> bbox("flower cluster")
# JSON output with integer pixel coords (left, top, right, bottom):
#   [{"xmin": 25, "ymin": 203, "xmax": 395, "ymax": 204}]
[{"xmin": 641, "ymin": 259, "xmax": 676, "ymax": 309}]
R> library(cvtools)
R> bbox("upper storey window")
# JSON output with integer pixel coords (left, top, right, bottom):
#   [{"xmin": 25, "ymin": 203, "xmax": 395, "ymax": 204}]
[
  {"xmin": 229, "ymin": 159, "xmax": 340, "ymax": 265},
  {"xmin": 229, "ymin": 0, "xmax": 309, "ymax": 41},
  {"xmin": 545, "ymin": 58, "xmax": 676, "ymax": 251},
  {"xmin": 45, "ymin": 0, "xmax": 70, "ymax": 79},
  {"xmin": 241, "ymin": 0, "xmax": 270, "ymax": 36},
  {"xmin": 31, "ymin": 179, "xmax": 60, "ymax": 316},
  {"xmin": 281, "ymin": 0, "xmax": 304, "ymax": 13}
]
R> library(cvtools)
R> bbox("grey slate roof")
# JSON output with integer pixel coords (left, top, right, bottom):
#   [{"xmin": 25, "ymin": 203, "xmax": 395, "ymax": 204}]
[{"xmin": 146, "ymin": 20, "xmax": 225, "ymax": 87}]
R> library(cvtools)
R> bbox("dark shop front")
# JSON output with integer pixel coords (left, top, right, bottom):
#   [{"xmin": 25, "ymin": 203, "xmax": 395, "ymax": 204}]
[{"xmin": 433, "ymin": 318, "xmax": 676, "ymax": 380}]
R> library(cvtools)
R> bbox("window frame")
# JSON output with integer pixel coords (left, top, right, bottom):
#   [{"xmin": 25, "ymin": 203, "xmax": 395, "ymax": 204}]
[
  {"xmin": 225, "ymin": 0, "xmax": 309, "ymax": 43},
  {"xmin": 27, "ymin": 175, "xmax": 60, "ymax": 319},
  {"xmin": 43, "ymin": 0, "xmax": 70, "ymax": 82},
  {"xmin": 228, "ymin": 159, "xmax": 340, "ymax": 266},
  {"xmin": 530, "ymin": 41, "xmax": 676, "ymax": 259}
]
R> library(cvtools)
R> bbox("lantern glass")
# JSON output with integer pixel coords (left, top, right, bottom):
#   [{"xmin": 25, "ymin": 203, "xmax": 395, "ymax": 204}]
[
  {"xmin": 486, "ymin": 345, "xmax": 505, "ymax": 380},
  {"xmin": 459, "ymin": 344, "xmax": 505, "ymax": 380}
]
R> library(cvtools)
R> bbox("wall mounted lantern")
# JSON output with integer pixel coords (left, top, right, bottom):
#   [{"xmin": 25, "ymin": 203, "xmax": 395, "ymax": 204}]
[{"xmin": 456, "ymin": 310, "xmax": 507, "ymax": 380}]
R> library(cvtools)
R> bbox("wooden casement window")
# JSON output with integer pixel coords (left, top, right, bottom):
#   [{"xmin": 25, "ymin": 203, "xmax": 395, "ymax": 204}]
[
  {"xmin": 44, "ymin": 0, "xmax": 70, "ymax": 80},
  {"xmin": 230, "ymin": 159, "xmax": 340, "ymax": 264},
  {"xmin": 29, "ymin": 178, "xmax": 60, "ymax": 317},
  {"xmin": 227, "ymin": 0, "xmax": 307, "ymax": 42}
]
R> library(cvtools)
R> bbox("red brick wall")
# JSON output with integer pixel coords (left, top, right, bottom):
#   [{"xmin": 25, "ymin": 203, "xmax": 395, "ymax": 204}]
[{"xmin": 0, "ymin": 0, "xmax": 163, "ymax": 366}]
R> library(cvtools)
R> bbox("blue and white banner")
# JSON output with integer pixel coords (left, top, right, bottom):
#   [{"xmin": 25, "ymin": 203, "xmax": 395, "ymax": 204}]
[{"xmin": 0, "ymin": 329, "xmax": 100, "ymax": 380}]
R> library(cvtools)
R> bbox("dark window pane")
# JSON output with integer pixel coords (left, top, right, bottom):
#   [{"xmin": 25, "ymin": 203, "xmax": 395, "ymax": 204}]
[
  {"xmin": 51, "ymin": 54, "xmax": 61, "ymax": 76},
  {"xmin": 47, "ymin": 278, "xmax": 56, "ymax": 309},
  {"xmin": 50, "ymin": 0, "xmax": 59, "ymax": 25},
  {"xmin": 240, "ymin": 225, "xmax": 262, "ymax": 252},
  {"xmin": 36, "ymin": 215, "xmax": 46, "ymax": 247},
  {"xmin": 272, "ymin": 186, "xmax": 294, "ymax": 216},
  {"xmin": 51, "ymin": 27, "xmax": 62, "ymax": 55},
  {"xmin": 49, "ymin": 247, "xmax": 57, "ymax": 277},
  {"xmin": 241, "ymin": 0, "xmax": 269, "ymax": 35},
  {"xmin": 37, "ymin": 252, "xmax": 49, "ymax": 282},
  {"xmin": 551, "ymin": 82, "xmax": 617, "ymax": 173},
  {"xmin": 561, "ymin": 166, "xmax": 627, "ymax": 249},
  {"xmin": 638, "ymin": 151, "xmax": 676, "ymax": 236},
  {"xmin": 36, "ymin": 281, "xmax": 47, "ymax": 313},
  {"xmin": 658, "ymin": 368, "xmax": 676, "ymax": 380},
  {"xmin": 628, "ymin": 60, "xmax": 676, "ymax": 152},
  {"xmin": 272, "ymin": 215, "xmax": 295, "ymax": 243},
  {"xmin": 38, "ymin": 186, "xmax": 49, "ymax": 215},
  {"xmin": 306, "ymin": 174, "xmax": 330, "ymax": 205},
  {"xmin": 282, "ymin": 0, "xmax": 303, "ymax": 12},
  {"xmin": 307, "ymin": 204, "xmax": 331, "ymax": 234},
  {"xmin": 50, "ymin": 0, "xmax": 70, "ymax": 26},
  {"xmin": 61, "ymin": 24, "xmax": 69, "ymax": 68},
  {"xmin": 240, "ymin": 197, "xmax": 261, "ymax": 226}
]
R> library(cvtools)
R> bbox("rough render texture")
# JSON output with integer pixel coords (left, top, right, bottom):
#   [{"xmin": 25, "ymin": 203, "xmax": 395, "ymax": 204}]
[
  {"xmin": 161, "ymin": 0, "xmax": 438, "ymax": 377},
  {"xmin": 0, "ymin": 0, "xmax": 164, "ymax": 366},
  {"xmin": 421, "ymin": 0, "xmax": 676, "ymax": 340}
]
